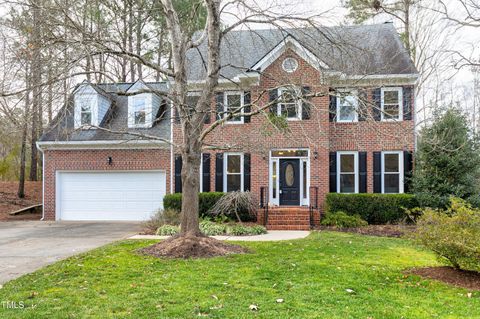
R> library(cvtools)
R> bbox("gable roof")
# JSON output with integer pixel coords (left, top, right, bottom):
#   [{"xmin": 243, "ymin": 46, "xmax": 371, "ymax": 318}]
[{"xmin": 186, "ymin": 23, "xmax": 418, "ymax": 82}]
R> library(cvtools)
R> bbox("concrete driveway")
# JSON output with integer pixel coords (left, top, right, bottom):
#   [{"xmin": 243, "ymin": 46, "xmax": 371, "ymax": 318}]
[{"xmin": 0, "ymin": 221, "xmax": 141, "ymax": 284}]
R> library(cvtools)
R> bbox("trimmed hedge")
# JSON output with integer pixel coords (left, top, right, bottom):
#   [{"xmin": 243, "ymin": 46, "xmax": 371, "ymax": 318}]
[
  {"xmin": 163, "ymin": 192, "xmax": 225, "ymax": 217},
  {"xmin": 325, "ymin": 193, "xmax": 419, "ymax": 224}
]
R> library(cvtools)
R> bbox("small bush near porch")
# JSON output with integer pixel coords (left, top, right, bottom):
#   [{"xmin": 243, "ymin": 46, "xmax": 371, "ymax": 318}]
[
  {"xmin": 326, "ymin": 193, "xmax": 419, "ymax": 224},
  {"xmin": 1, "ymin": 232, "xmax": 478, "ymax": 318}
]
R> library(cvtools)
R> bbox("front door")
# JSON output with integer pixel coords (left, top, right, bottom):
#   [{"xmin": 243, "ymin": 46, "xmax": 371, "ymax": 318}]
[{"xmin": 279, "ymin": 159, "xmax": 300, "ymax": 205}]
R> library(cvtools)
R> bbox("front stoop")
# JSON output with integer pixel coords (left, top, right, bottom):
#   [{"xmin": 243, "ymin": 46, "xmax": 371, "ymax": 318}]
[{"xmin": 258, "ymin": 206, "xmax": 311, "ymax": 231}]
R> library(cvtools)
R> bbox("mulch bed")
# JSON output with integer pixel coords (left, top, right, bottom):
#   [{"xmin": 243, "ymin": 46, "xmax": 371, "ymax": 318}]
[
  {"xmin": 0, "ymin": 181, "xmax": 42, "ymax": 221},
  {"xmin": 317, "ymin": 224, "xmax": 415, "ymax": 238},
  {"xmin": 138, "ymin": 234, "xmax": 249, "ymax": 259},
  {"xmin": 406, "ymin": 266, "xmax": 480, "ymax": 291}
]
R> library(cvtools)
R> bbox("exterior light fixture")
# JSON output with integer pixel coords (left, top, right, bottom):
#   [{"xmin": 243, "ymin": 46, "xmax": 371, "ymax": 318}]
[
  {"xmin": 313, "ymin": 151, "xmax": 318, "ymax": 160},
  {"xmin": 107, "ymin": 156, "xmax": 113, "ymax": 165}
]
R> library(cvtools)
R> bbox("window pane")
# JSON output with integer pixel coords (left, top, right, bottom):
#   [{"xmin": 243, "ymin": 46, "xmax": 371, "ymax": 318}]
[
  {"xmin": 272, "ymin": 161, "xmax": 277, "ymax": 199},
  {"xmin": 282, "ymin": 103, "xmax": 298, "ymax": 118},
  {"xmin": 383, "ymin": 103, "xmax": 399, "ymax": 119},
  {"xmin": 81, "ymin": 112, "xmax": 91, "ymax": 125},
  {"xmin": 384, "ymin": 154, "xmax": 399, "ymax": 172},
  {"xmin": 227, "ymin": 175, "xmax": 241, "ymax": 192},
  {"xmin": 81, "ymin": 104, "xmax": 91, "ymax": 112},
  {"xmin": 135, "ymin": 111, "xmax": 146, "ymax": 124},
  {"xmin": 339, "ymin": 95, "xmax": 357, "ymax": 121},
  {"xmin": 227, "ymin": 155, "xmax": 241, "ymax": 173},
  {"xmin": 226, "ymin": 94, "xmax": 242, "ymax": 121},
  {"xmin": 384, "ymin": 91, "xmax": 399, "ymax": 104},
  {"xmin": 340, "ymin": 154, "xmax": 355, "ymax": 173},
  {"xmin": 384, "ymin": 174, "xmax": 400, "ymax": 193},
  {"xmin": 340, "ymin": 174, "xmax": 355, "ymax": 193},
  {"xmin": 134, "ymin": 98, "xmax": 145, "ymax": 110},
  {"xmin": 186, "ymin": 95, "xmax": 200, "ymax": 108},
  {"xmin": 303, "ymin": 161, "xmax": 307, "ymax": 199}
]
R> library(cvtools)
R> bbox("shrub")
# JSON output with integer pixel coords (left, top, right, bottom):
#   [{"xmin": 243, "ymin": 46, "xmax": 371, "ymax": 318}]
[
  {"xmin": 410, "ymin": 198, "xmax": 480, "ymax": 272},
  {"xmin": 156, "ymin": 225, "xmax": 180, "ymax": 236},
  {"xmin": 321, "ymin": 211, "xmax": 367, "ymax": 228},
  {"xmin": 163, "ymin": 192, "xmax": 225, "ymax": 217},
  {"xmin": 208, "ymin": 191, "xmax": 257, "ymax": 222},
  {"xmin": 227, "ymin": 224, "xmax": 267, "ymax": 236},
  {"xmin": 142, "ymin": 208, "xmax": 181, "ymax": 233},
  {"xmin": 325, "ymin": 193, "xmax": 419, "ymax": 224},
  {"xmin": 200, "ymin": 220, "xmax": 227, "ymax": 236}
]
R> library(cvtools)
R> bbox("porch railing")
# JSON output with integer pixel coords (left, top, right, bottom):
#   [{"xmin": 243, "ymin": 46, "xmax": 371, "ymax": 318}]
[
  {"xmin": 259, "ymin": 186, "xmax": 269, "ymax": 226},
  {"xmin": 309, "ymin": 186, "xmax": 319, "ymax": 227}
]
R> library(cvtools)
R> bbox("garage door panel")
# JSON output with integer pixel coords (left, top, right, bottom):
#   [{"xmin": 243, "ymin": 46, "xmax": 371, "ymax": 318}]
[{"xmin": 58, "ymin": 171, "xmax": 166, "ymax": 221}]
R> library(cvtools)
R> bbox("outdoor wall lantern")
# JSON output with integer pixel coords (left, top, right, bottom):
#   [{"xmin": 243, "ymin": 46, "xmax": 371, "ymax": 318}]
[
  {"xmin": 107, "ymin": 156, "xmax": 113, "ymax": 165},
  {"xmin": 313, "ymin": 151, "xmax": 318, "ymax": 160}
]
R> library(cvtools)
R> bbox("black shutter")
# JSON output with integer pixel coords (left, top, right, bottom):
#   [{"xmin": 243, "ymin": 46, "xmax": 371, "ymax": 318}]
[
  {"xmin": 216, "ymin": 92, "xmax": 224, "ymax": 120},
  {"xmin": 174, "ymin": 106, "xmax": 180, "ymax": 124},
  {"xmin": 358, "ymin": 89, "xmax": 367, "ymax": 121},
  {"xmin": 174, "ymin": 154, "xmax": 182, "ymax": 193},
  {"xmin": 243, "ymin": 91, "xmax": 251, "ymax": 123},
  {"xmin": 243, "ymin": 153, "xmax": 251, "ymax": 191},
  {"xmin": 359, "ymin": 152, "xmax": 367, "ymax": 193},
  {"xmin": 204, "ymin": 102, "xmax": 211, "ymax": 124},
  {"xmin": 373, "ymin": 88, "xmax": 381, "ymax": 121},
  {"xmin": 329, "ymin": 152, "xmax": 337, "ymax": 192},
  {"xmin": 403, "ymin": 86, "xmax": 413, "ymax": 121},
  {"xmin": 215, "ymin": 153, "xmax": 224, "ymax": 192},
  {"xmin": 329, "ymin": 88, "xmax": 336, "ymax": 122},
  {"xmin": 302, "ymin": 86, "xmax": 311, "ymax": 120},
  {"xmin": 202, "ymin": 153, "xmax": 211, "ymax": 192},
  {"xmin": 269, "ymin": 89, "xmax": 278, "ymax": 114},
  {"xmin": 404, "ymin": 150, "xmax": 413, "ymax": 193},
  {"xmin": 373, "ymin": 152, "xmax": 382, "ymax": 193}
]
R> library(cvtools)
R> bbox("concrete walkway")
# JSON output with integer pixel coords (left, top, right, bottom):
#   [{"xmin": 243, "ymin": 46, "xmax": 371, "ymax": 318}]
[{"xmin": 130, "ymin": 230, "xmax": 310, "ymax": 241}]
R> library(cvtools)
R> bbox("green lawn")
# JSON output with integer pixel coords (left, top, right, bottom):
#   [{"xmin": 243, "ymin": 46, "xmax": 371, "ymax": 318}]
[{"xmin": 1, "ymin": 232, "xmax": 479, "ymax": 318}]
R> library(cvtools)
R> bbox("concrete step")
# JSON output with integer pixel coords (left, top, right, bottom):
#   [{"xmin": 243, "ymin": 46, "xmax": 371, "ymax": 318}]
[{"xmin": 266, "ymin": 224, "xmax": 310, "ymax": 231}]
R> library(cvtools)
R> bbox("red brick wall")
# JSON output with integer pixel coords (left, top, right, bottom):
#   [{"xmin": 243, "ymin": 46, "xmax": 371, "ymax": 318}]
[
  {"xmin": 43, "ymin": 148, "xmax": 171, "ymax": 220},
  {"xmin": 172, "ymin": 49, "xmax": 415, "ymax": 224}
]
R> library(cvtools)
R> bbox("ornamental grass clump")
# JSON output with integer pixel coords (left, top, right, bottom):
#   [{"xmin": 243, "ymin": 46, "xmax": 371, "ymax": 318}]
[{"xmin": 410, "ymin": 198, "xmax": 480, "ymax": 272}]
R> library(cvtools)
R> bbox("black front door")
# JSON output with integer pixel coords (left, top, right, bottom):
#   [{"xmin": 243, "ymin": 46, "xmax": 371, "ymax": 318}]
[{"xmin": 279, "ymin": 159, "xmax": 300, "ymax": 206}]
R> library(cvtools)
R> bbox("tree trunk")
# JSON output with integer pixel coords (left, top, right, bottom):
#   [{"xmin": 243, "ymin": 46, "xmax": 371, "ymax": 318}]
[
  {"xmin": 180, "ymin": 148, "xmax": 202, "ymax": 236},
  {"xmin": 18, "ymin": 67, "xmax": 31, "ymax": 198}
]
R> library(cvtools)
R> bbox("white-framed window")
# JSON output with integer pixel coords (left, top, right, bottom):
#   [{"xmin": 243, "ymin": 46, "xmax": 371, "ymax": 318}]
[
  {"xmin": 382, "ymin": 151, "xmax": 404, "ymax": 193},
  {"xmin": 79, "ymin": 100, "xmax": 93, "ymax": 126},
  {"xmin": 224, "ymin": 91, "xmax": 244, "ymax": 124},
  {"xmin": 277, "ymin": 87, "xmax": 302, "ymax": 120},
  {"xmin": 381, "ymin": 87, "xmax": 403, "ymax": 121},
  {"xmin": 132, "ymin": 97, "xmax": 147, "ymax": 125},
  {"xmin": 336, "ymin": 90, "xmax": 358, "ymax": 122},
  {"xmin": 337, "ymin": 151, "xmax": 358, "ymax": 193},
  {"xmin": 224, "ymin": 153, "xmax": 243, "ymax": 192}
]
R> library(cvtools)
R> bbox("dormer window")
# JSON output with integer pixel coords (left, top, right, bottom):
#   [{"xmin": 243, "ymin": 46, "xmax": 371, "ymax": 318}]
[
  {"xmin": 74, "ymin": 83, "xmax": 111, "ymax": 129},
  {"xmin": 127, "ymin": 80, "xmax": 161, "ymax": 128},
  {"xmin": 80, "ymin": 101, "xmax": 92, "ymax": 125},
  {"xmin": 133, "ymin": 97, "xmax": 146, "ymax": 125}
]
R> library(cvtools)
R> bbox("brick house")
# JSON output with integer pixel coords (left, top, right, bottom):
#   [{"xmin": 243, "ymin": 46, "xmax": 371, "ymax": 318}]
[{"xmin": 38, "ymin": 23, "xmax": 418, "ymax": 229}]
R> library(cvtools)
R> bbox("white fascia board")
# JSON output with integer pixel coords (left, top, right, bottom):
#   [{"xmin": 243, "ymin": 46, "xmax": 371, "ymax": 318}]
[
  {"xmin": 36, "ymin": 140, "xmax": 169, "ymax": 151},
  {"xmin": 251, "ymin": 35, "xmax": 329, "ymax": 72},
  {"xmin": 186, "ymin": 72, "xmax": 260, "ymax": 90},
  {"xmin": 328, "ymin": 73, "xmax": 419, "ymax": 86}
]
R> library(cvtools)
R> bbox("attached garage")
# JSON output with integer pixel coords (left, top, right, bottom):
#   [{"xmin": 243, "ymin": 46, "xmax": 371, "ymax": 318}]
[{"xmin": 56, "ymin": 171, "xmax": 166, "ymax": 221}]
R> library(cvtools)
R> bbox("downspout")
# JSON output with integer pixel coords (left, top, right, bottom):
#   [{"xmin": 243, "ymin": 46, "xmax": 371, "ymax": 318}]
[
  {"xmin": 36, "ymin": 142, "xmax": 45, "ymax": 221},
  {"xmin": 170, "ymin": 99, "xmax": 174, "ymax": 194}
]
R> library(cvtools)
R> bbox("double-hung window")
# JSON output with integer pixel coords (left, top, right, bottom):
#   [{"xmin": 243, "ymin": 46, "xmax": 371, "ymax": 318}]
[
  {"xmin": 381, "ymin": 87, "xmax": 403, "ymax": 121},
  {"xmin": 337, "ymin": 90, "xmax": 358, "ymax": 122},
  {"xmin": 224, "ymin": 153, "xmax": 243, "ymax": 192},
  {"xmin": 337, "ymin": 151, "xmax": 358, "ymax": 193},
  {"xmin": 382, "ymin": 151, "xmax": 404, "ymax": 193},
  {"xmin": 133, "ymin": 97, "xmax": 146, "ymax": 125},
  {"xmin": 224, "ymin": 92, "xmax": 243, "ymax": 123},
  {"xmin": 278, "ymin": 88, "xmax": 301, "ymax": 120},
  {"xmin": 80, "ymin": 101, "xmax": 92, "ymax": 126}
]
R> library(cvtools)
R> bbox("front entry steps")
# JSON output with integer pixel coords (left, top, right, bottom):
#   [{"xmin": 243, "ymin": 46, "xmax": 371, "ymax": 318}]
[{"xmin": 258, "ymin": 206, "xmax": 311, "ymax": 231}]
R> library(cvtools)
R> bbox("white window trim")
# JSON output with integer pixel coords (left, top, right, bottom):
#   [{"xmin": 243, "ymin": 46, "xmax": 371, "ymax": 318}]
[
  {"xmin": 223, "ymin": 152, "xmax": 244, "ymax": 192},
  {"xmin": 269, "ymin": 149, "xmax": 310, "ymax": 206},
  {"xmin": 132, "ymin": 96, "xmax": 148, "ymax": 126},
  {"xmin": 381, "ymin": 151, "xmax": 404, "ymax": 194},
  {"xmin": 199, "ymin": 154, "xmax": 203, "ymax": 193},
  {"xmin": 224, "ymin": 91, "xmax": 244, "ymax": 124},
  {"xmin": 277, "ymin": 87, "xmax": 302, "ymax": 121},
  {"xmin": 336, "ymin": 151, "xmax": 359, "ymax": 194},
  {"xmin": 336, "ymin": 89, "xmax": 358, "ymax": 123},
  {"xmin": 381, "ymin": 87, "xmax": 403, "ymax": 122}
]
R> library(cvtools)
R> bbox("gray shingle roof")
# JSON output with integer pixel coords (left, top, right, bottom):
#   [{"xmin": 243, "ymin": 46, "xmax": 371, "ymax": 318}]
[
  {"xmin": 186, "ymin": 23, "xmax": 418, "ymax": 81},
  {"xmin": 40, "ymin": 82, "xmax": 171, "ymax": 144}
]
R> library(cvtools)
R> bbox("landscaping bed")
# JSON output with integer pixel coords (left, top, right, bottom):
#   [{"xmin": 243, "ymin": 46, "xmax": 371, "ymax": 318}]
[
  {"xmin": 406, "ymin": 266, "xmax": 480, "ymax": 291},
  {"xmin": 0, "ymin": 232, "xmax": 478, "ymax": 318},
  {"xmin": 317, "ymin": 224, "xmax": 415, "ymax": 238},
  {"xmin": 0, "ymin": 181, "xmax": 42, "ymax": 221}
]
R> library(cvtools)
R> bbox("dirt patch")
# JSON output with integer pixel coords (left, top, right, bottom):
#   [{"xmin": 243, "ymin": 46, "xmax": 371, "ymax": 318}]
[
  {"xmin": 317, "ymin": 224, "xmax": 415, "ymax": 238},
  {"xmin": 139, "ymin": 234, "xmax": 249, "ymax": 259},
  {"xmin": 0, "ymin": 181, "xmax": 42, "ymax": 221},
  {"xmin": 406, "ymin": 266, "xmax": 480, "ymax": 290}
]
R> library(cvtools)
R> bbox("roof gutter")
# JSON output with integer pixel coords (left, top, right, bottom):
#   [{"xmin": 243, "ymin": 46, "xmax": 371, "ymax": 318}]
[{"xmin": 36, "ymin": 140, "xmax": 169, "ymax": 151}]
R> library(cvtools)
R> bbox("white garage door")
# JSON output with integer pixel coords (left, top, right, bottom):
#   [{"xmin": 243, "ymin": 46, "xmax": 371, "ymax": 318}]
[{"xmin": 57, "ymin": 171, "xmax": 166, "ymax": 221}]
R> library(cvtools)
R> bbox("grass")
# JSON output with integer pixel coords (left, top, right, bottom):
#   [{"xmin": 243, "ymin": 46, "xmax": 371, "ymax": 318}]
[{"xmin": 0, "ymin": 231, "xmax": 479, "ymax": 318}]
